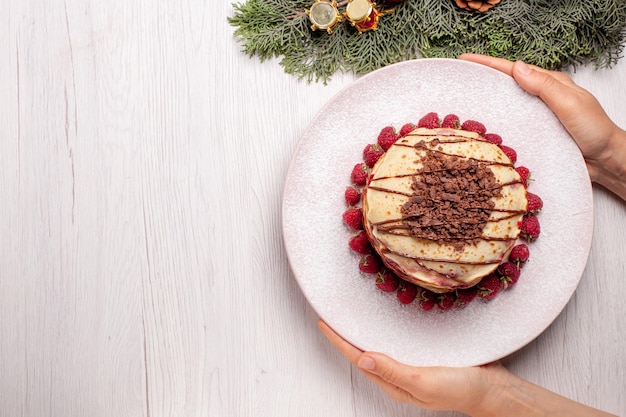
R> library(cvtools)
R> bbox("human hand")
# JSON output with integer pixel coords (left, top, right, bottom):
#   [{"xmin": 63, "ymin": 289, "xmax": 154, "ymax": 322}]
[
  {"xmin": 459, "ymin": 54, "xmax": 626, "ymax": 196},
  {"xmin": 319, "ymin": 318, "xmax": 617, "ymax": 416},
  {"xmin": 317, "ymin": 319, "xmax": 502, "ymax": 414}
]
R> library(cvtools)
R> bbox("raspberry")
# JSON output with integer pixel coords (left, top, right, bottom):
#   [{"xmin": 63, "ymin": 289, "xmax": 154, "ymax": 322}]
[
  {"xmin": 417, "ymin": 288, "xmax": 436, "ymax": 310},
  {"xmin": 455, "ymin": 287, "xmax": 478, "ymax": 307},
  {"xmin": 363, "ymin": 143, "xmax": 385, "ymax": 167},
  {"xmin": 477, "ymin": 273, "xmax": 502, "ymax": 300},
  {"xmin": 417, "ymin": 112, "xmax": 440, "ymax": 129},
  {"xmin": 500, "ymin": 145, "xmax": 517, "ymax": 163},
  {"xmin": 441, "ymin": 114, "xmax": 460, "ymax": 129},
  {"xmin": 342, "ymin": 208, "xmax": 363, "ymax": 230},
  {"xmin": 350, "ymin": 163, "xmax": 370, "ymax": 186},
  {"xmin": 344, "ymin": 186, "xmax": 361, "ymax": 206},
  {"xmin": 509, "ymin": 243, "xmax": 530, "ymax": 266},
  {"xmin": 526, "ymin": 192, "xmax": 543, "ymax": 214},
  {"xmin": 397, "ymin": 282, "xmax": 418, "ymax": 304},
  {"xmin": 515, "ymin": 166, "xmax": 531, "ymax": 187},
  {"xmin": 399, "ymin": 123, "xmax": 415, "ymax": 137},
  {"xmin": 359, "ymin": 254, "xmax": 382, "ymax": 274},
  {"xmin": 484, "ymin": 133, "xmax": 503, "ymax": 145},
  {"xmin": 376, "ymin": 269, "xmax": 399, "ymax": 292},
  {"xmin": 521, "ymin": 214, "xmax": 541, "ymax": 242},
  {"xmin": 461, "ymin": 120, "xmax": 486, "ymax": 135},
  {"xmin": 377, "ymin": 126, "xmax": 398, "ymax": 151},
  {"xmin": 437, "ymin": 293, "xmax": 456, "ymax": 310},
  {"xmin": 348, "ymin": 230, "xmax": 371, "ymax": 254},
  {"xmin": 498, "ymin": 261, "xmax": 521, "ymax": 288}
]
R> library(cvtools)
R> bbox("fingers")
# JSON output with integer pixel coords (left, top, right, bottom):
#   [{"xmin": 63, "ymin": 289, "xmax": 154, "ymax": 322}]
[
  {"xmin": 459, "ymin": 53, "xmax": 575, "ymax": 85},
  {"xmin": 459, "ymin": 53, "xmax": 515, "ymax": 76},
  {"xmin": 459, "ymin": 55, "xmax": 581, "ymax": 124},
  {"xmin": 509, "ymin": 61, "xmax": 582, "ymax": 116},
  {"xmin": 318, "ymin": 319, "xmax": 364, "ymax": 363},
  {"xmin": 356, "ymin": 352, "xmax": 422, "ymax": 393},
  {"xmin": 318, "ymin": 320, "xmax": 413, "ymax": 401}
]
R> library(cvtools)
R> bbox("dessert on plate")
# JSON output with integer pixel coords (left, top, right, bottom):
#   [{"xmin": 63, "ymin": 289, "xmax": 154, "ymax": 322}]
[
  {"xmin": 362, "ymin": 126, "xmax": 527, "ymax": 293},
  {"xmin": 343, "ymin": 113, "xmax": 543, "ymax": 310}
]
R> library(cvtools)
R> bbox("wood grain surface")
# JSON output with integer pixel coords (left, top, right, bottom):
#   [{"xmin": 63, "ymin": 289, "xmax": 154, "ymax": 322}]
[{"xmin": 0, "ymin": 1, "xmax": 624, "ymax": 416}]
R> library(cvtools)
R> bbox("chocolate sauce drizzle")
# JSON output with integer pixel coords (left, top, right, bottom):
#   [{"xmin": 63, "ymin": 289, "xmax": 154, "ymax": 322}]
[{"xmin": 371, "ymin": 136, "xmax": 525, "ymax": 253}]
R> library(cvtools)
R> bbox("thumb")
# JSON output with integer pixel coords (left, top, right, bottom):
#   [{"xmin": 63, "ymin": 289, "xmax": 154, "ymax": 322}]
[
  {"xmin": 511, "ymin": 60, "xmax": 578, "ymax": 117},
  {"xmin": 357, "ymin": 352, "xmax": 416, "ymax": 389}
]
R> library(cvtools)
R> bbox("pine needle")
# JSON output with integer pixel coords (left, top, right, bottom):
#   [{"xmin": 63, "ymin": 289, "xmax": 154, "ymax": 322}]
[{"xmin": 228, "ymin": 0, "xmax": 626, "ymax": 83}]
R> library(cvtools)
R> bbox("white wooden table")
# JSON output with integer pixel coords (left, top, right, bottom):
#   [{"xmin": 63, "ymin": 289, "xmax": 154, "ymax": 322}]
[{"xmin": 1, "ymin": 1, "xmax": 624, "ymax": 416}]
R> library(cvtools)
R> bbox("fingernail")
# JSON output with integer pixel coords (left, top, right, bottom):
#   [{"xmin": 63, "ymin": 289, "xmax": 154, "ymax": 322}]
[
  {"xmin": 358, "ymin": 356, "xmax": 375, "ymax": 370},
  {"xmin": 516, "ymin": 60, "xmax": 532, "ymax": 75}
]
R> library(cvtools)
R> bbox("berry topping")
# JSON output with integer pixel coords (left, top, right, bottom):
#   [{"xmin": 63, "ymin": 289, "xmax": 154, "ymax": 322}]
[
  {"xmin": 342, "ymin": 207, "xmax": 363, "ymax": 230},
  {"xmin": 377, "ymin": 126, "xmax": 398, "ymax": 151},
  {"xmin": 350, "ymin": 163, "xmax": 370, "ymax": 186},
  {"xmin": 348, "ymin": 230, "xmax": 371, "ymax": 254},
  {"xmin": 441, "ymin": 114, "xmax": 460, "ymax": 129},
  {"xmin": 498, "ymin": 261, "xmax": 521, "ymax": 288},
  {"xmin": 515, "ymin": 166, "xmax": 531, "ymax": 187},
  {"xmin": 461, "ymin": 120, "xmax": 487, "ymax": 135},
  {"xmin": 484, "ymin": 133, "xmax": 503, "ymax": 145},
  {"xmin": 399, "ymin": 123, "xmax": 415, "ymax": 137},
  {"xmin": 363, "ymin": 143, "xmax": 385, "ymax": 167},
  {"xmin": 417, "ymin": 112, "xmax": 440, "ymax": 129},
  {"xmin": 397, "ymin": 281, "xmax": 418, "ymax": 304},
  {"xmin": 526, "ymin": 192, "xmax": 544, "ymax": 214},
  {"xmin": 375, "ymin": 269, "xmax": 399, "ymax": 292},
  {"xmin": 416, "ymin": 288, "xmax": 436, "ymax": 310},
  {"xmin": 437, "ymin": 292, "xmax": 456, "ymax": 310},
  {"xmin": 477, "ymin": 273, "xmax": 502, "ymax": 300},
  {"xmin": 520, "ymin": 214, "xmax": 541, "ymax": 242},
  {"xmin": 358, "ymin": 254, "xmax": 382, "ymax": 274},
  {"xmin": 499, "ymin": 145, "xmax": 517, "ymax": 163},
  {"xmin": 509, "ymin": 243, "xmax": 530, "ymax": 266},
  {"xmin": 455, "ymin": 287, "xmax": 478, "ymax": 307},
  {"xmin": 344, "ymin": 186, "xmax": 361, "ymax": 206}
]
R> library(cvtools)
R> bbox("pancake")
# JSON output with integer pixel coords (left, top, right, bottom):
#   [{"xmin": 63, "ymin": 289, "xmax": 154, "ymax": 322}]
[{"xmin": 362, "ymin": 127, "xmax": 527, "ymax": 293}]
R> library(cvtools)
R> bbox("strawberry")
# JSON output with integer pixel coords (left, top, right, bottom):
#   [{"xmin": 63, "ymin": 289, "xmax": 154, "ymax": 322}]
[
  {"xmin": 477, "ymin": 273, "xmax": 502, "ymax": 300},
  {"xmin": 461, "ymin": 120, "xmax": 487, "ymax": 135},
  {"xmin": 484, "ymin": 133, "xmax": 503, "ymax": 145},
  {"xmin": 520, "ymin": 214, "xmax": 541, "ymax": 242},
  {"xmin": 498, "ymin": 261, "xmax": 521, "ymax": 288},
  {"xmin": 397, "ymin": 281, "xmax": 418, "ymax": 304},
  {"xmin": 509, "ymin": 243, "xmax": 530, "ymax": 266},
  {"xmin": 515, "ymin": 166, "xmax": 531, "ymax": 187},
  {"xmin": 499, "ymin": 145, "xmax": 517, "ymax": 163},
  {"xmin": 441, "ymin": 114, "xmax": 460, "ymax": 129},
  {"xmin": 417, "ymin": 112, "xmax": 440, "ymax": 129},
  {"xmin": 399, "ymin": 123, "xmax": 415, "ymax": 137},
  {"xmin": 350, "ymin": 163, "xmax": 370, "ymax": 186},
  {"xmin": 359, "ymin": 254, "xmax": 382, "ymax": 274},
  {"xmin": 348, "ymin": 230, "xmax": 371, "ymax": 254},
  {"xmin": 377, "ymin": 126, "xmax": 398, "ymax": 151},
  {"xmin": 526, "ymin": 192, "xmax": 544, "ymax": 214},
  {"xmin": 363, "ymin": 143, "xmax": 385, "ymax": 167},
  {"xmin": 455, "ymin": 287, "xmax": 478, "ymax": 307},
  {"xmin": 342, "ymin": 208, "xmax": 363, "ymax": 230},
  {"xmin": 344, "ymin": 186, "xmax": 361, "ymax": 206},
  {"xmin": 376, "ymin": 269, "xmax": 399, "ymax": 292},
  {"xmin": 437, "ymin": 292, "xmax": 456, "ymax": 310},
  {"xmin": 417, "ymin": 288, "xmax": 436, "ymax": 310}
]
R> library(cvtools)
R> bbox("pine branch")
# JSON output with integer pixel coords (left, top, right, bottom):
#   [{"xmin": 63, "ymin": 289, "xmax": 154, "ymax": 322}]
[{"xmin": 229, "ymin": 0, "xmax": 626, "ymax": 82}]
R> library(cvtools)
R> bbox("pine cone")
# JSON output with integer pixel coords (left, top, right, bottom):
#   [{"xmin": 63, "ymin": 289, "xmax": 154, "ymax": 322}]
[{"xmin": 454, "ymin": 0, "xmax": 501, "ymax": 12}]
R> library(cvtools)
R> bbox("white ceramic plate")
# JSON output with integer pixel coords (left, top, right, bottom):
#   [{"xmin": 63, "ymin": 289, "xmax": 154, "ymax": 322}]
[{"xmin": 282, "ymin": 58, "xmax": 593, "ymax": 367}]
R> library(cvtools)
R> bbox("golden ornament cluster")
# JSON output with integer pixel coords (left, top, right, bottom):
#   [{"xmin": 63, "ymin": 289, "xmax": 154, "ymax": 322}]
[{"xmin": 307, "ymin": 0, "xmax": 386, "ymax": 33}]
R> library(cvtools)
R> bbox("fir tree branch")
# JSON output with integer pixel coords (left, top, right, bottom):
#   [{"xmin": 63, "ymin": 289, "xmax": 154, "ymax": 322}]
[{"xmin": 229, "ymin": 0, "xmax": 626, "ymax": 83}]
